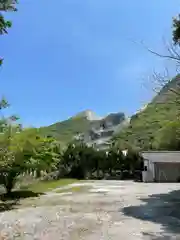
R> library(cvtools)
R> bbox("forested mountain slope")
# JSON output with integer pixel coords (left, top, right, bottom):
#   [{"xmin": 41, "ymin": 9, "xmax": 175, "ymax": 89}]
[
  {"xmin": 39, "ymin": 111, "xmax": 127, "ymax": 145},
  {"xmin": 114, "ymin": 75, "xmax": 180, "ymax": 150}
]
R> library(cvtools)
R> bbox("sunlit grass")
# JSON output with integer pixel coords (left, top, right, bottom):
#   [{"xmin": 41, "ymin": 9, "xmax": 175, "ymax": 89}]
[{"xmin": 20, "ymin": 179, "xmax": 78, "ymax": 193}]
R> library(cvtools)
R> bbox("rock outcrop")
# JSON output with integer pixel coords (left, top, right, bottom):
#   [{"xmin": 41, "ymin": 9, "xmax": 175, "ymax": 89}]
[{"xmin": 75, "ymin": 112, "xmax": 129, "ymax": 150}]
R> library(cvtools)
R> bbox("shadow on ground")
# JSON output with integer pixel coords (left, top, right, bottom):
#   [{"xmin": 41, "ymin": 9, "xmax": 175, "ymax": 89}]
[
  {"xmin": 122, "ymin": 189, "xmax": 180, "ymax": 236},
  {"xmin": 0, "ymin": 190, "xmax": 44, "ymax": 213},
  {"xmin": 142, "ymin": 232, "xmax": 176, "ymax": 240}
]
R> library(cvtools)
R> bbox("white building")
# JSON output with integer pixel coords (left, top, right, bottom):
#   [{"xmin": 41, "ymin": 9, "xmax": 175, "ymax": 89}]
[{"xmin": 142, "ymin": 151, "xmax": 180, "ymax": 182}]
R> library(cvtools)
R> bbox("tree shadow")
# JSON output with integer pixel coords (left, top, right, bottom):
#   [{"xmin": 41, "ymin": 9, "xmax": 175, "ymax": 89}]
[
  {"xmin": 122, "ymin": 189, "xmax": 180, "ymax": 236},
  {"xmin": 142, "ymin": 232, "xmax": 176, "ymax": 240},
  {"xmin": 0, "ymin": 201, "xmax": 19, "ymax": 212},
  {"xmin": 0, "ymin": 190, "xmax": 44, "ymax": 213}
]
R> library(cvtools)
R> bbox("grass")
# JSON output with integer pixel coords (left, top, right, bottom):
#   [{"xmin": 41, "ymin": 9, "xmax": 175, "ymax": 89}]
[
  {"xmin": 0, "ymin": 179, "xmax": 84, "ymax": 212},
  {"xmin": 20, "ymin": 179, "xmax": 78, "ymax": 193},
  {"xmin": 55, "ymin": 185, "xmax": 90, "ymax": 193}
]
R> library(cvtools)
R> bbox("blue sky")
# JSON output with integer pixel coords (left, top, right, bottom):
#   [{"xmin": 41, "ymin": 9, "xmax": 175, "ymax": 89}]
[{"xmin": 1, "ymin": 0, "xmax": 180, "ymax": 127}]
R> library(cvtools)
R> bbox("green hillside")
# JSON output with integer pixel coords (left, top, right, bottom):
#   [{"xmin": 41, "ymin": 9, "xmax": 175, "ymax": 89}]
[
  {"xmin": 38, "ymin": 111, "xmax": 126, "ymax": 146},
  {"xmin": 114, "ymin": 75, "xmax": 180, "ymax": 150},
  {"xmin": 39, "ymin": 116, "xmax": 91, "ymax": 144},
  {"xmin": 37, "ymin": 74, "xmax": 180, "ymax": 150}
]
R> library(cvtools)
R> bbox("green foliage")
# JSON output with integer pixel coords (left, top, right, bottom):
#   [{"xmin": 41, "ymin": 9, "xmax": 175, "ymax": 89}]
[
  {"xmin": 114, "ymin": 76, "xmax": 180, "ymax": 150},
  {"xmin": 125, "ymin": 148, "xmax": 143, "ymax": 171},
  {"xmin": 153, "ymin": 121, "xmax": 180, "ymax": 150},
  {"xmin": 0, "ymin": 0, "xmax": 17, "ymax": 34},
  {"xmin": 173, "ymin": 14, "xmax": 180, "ymax": 45},
  {"xmin": 0, "ymin": 0, "xmax": 18, "ymax": 65},
  {"xmin": 0, "ymin": 98, "xmax": 62, "ymax": 193},
  {"xmin": 0, "ymin": 129, "xmax": 62, "ymax": 193},
  {"xmin": 105, "ymin": 147, "xmax": 124, "ymax": 174},
  {"xmin": 0, "ymin": 97, "xmax": 10, "ymax": 109},
  {"xmin": 38, "ymin": 112, "xmax": 126, "ymax": 146},
  {"xmin": 61, "ymin": 142, "xmax": 95, "ymax": 179},
  {"xmin": 39, "ymin": 116, "xmax": 91, "ymax": 144},
  {"xmin": 60, "ymin": 143, "xmax": 142, "ymax": 180},
  {"xmin": 30, "ymin": 137, "xmax": 61, "ymax": 174},
  {"xmin": 22, "ymin": 179, "xmax": 77, "ymax": 193}
]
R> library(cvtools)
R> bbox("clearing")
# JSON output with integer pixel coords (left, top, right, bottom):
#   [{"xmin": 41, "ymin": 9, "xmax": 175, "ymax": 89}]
[{"xmin": 0, "ymin": 181, "xmax": 180, "ymax": 239}]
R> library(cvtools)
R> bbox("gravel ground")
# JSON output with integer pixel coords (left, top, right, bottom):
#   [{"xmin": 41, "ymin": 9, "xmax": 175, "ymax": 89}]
[{"xmin": 0, "ymin": 181, "xmax": 180, "ymax": 239}]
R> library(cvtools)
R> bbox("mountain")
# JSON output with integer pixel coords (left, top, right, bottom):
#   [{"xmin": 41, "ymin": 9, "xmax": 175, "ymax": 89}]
[
  {"xmin": 39, "ymin": 75, "xmax": 180, "ymax": 150},
  {"xmin": 78, "ymin": 112, "xmax": 129, "ymax": 150},
  {"xmin": 39, "ymin": 115, "xmax": 90, "ymax": 144},
  {"xmin": 115, "ymin": 75, "xmax": 180, "ymax": 150},
  {"xmin": 73, "ymin": 110, "xmax": 103, "ymax": 121},
  {"xmin": 39, "ymin": 110, "xmax": 128, "ymax": 146}
]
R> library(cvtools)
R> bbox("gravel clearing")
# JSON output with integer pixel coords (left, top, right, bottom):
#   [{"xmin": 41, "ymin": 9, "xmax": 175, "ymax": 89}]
[{"xmin": 0, "ymin": 181, "xmax": 180, "ymax": 239}]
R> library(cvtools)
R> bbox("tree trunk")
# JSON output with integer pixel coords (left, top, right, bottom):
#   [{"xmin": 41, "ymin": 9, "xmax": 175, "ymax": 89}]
[
  {"xmin": 96, "ymin": 167, "xmax": 100, "ymax": 179},
  {"xmin": 6, "ymin": 181, "xmax": 13, "ymax": 195},
  {"xmin": 5, "ymin": 172, "xmax": 16, "ymax": 195}
]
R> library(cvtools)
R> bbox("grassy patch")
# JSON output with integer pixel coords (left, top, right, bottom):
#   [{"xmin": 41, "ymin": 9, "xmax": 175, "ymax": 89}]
[
  {"xmin": 20, "ymin": 179, "xmax": 78, "ymax": 193},
  {"xmin": 55, "ymin": 185, "xmax": 90, "ymax": 194}
]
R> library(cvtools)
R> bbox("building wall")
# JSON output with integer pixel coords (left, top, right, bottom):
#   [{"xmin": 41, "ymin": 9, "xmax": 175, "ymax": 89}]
[
  {"xmin": 142, "ymin": 152, "xmax": 180, "ymax": 182},
  {"xmin": 142, "ymin": 153, "xmax": 180, "ymax": 182},
  {"xmin": 142, "ymin": 152, "xmax": 180, "ymax": 163},
  {"xmin": 142, "ymin": 159, "xmax": 154, "ymax": 182},
  {"xmin": 154, "ymin": 163, "xmax": 180, "ymax": 182}
]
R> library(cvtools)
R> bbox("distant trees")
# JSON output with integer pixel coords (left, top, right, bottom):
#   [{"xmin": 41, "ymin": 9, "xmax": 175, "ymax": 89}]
[
  {"xmin": 60, "ymin": 142, "xmax": 142, "ymax": 180},
  {"xmin": 0, "ymin": 126, "xmax": 62, "ymax": 194},
  {"xmin": 0, "ymin": 106, "xmax": 143, "ymax": 194},
  {"xmin": 61, "ymin": 143, "xmax": 99, "ymax": 179},
  {"xmin": 0, "ymin": 98, "xmax": 62, "ymax": 194},
  {"xmin": 153, "ymin": 121, "xmax": 180, "ymax": 151}
]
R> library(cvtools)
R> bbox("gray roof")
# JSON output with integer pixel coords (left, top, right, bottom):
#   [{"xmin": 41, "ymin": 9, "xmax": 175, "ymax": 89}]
[{"xmin": 142, "ymin": 151, "xmax": 180, "ymax": 163}]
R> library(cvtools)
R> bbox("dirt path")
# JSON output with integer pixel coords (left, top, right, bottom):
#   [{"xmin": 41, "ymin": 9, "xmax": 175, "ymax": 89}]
[{"xmin": 0, "ymin": 181, "xmax": 180, "ymax": 239}]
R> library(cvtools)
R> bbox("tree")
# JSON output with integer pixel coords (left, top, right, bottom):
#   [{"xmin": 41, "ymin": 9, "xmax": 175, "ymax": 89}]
[
  {"xmin": 141, "ymin": 12, "xmax": 180, "ymax": 100},
  {"xmin": 0, "ymin": 124, "xmax": 62, "ymax": 194},
  {"xmin": 105, "ymin": 148, "xmax": 118, "ymax": 175},
  {"xmin": 125, "ymin": 148, "xmax": 142, "ymax": 171},
  {"xmin": 30, "ymin": 137, "xmax": 61, "ymax": 177},
  {"xmin": 153, "ymin": 121, "xmax": 180, "ymax": 150},
  {"xmin": 0, "ymin": 98, "xmax": 61, "ymax": 194},
  {"xmin": 61, "ymin": 142, "xmax": 92, "ymax": 179},
  {"xmin": 0, "ymin": 96, "xmax": 26, "ymax": 195},
  {"xmin": 173, "ymin": 14, "xmax": 180, "ymax": 46},
  {"xmin": 0, "ymin": 0, "xmax": 18, "ymax": 65},
  {"xmin": 0, "ymin": 124, "xmax": 31, "ymax": 194},
  {"xmin": 60, "ymin": 142, "xmax": 143, "ymax": 180},
  {"xmin": 60, "ymin": 142, "xmax": 108, "ymax": 179}
]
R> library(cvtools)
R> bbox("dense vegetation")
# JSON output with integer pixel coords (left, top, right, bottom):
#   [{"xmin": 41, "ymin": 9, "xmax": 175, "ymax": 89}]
[
  {"xmin": 59, "ymin": 142, "xmax": 142, "ymax": 180},
  {"xmin": 0, "ymin": 114, "xmax": 143, "ymax": 194},
  {"xmin": 114, "ymin": 75, "xmax": 180, "ymax": 150},
  {"xmin": 39, "ymin": 112, "xmax": 126, "ymax": 145},
  {"xmin": 39, "ymin": 116, "xmax": 91, "ymax": 144},
  {"xmin": 0, "ymin": 104, "xmax": 62, "ymax": 194},
  {"xmin": 1, "ymin": 1, "xmax": 180, "ymax": 197},
  {"xmin": 113, "ymin": 11, "xmax": 180, "ymax": 152}
]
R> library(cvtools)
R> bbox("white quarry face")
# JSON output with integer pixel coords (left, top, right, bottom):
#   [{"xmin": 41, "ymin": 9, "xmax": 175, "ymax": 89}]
[{"xmin": 122, "ymin": 150, "xmax": 128, "ymax": 156}]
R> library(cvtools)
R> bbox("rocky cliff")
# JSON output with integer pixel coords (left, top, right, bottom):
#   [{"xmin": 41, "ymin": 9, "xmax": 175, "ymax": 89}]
[
  {"xmin": 40, "ymin": 110, "xmax": 129, "ymax": 147},
  {"xmin": 77, "ymin": 112, "xmax": 129, "ymax": 150}
]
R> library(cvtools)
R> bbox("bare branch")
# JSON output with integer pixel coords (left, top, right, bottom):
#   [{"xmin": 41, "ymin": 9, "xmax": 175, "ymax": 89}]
[{"xmin": 145, "ymin": 46, "xmax": 180, "ymax": 63}]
